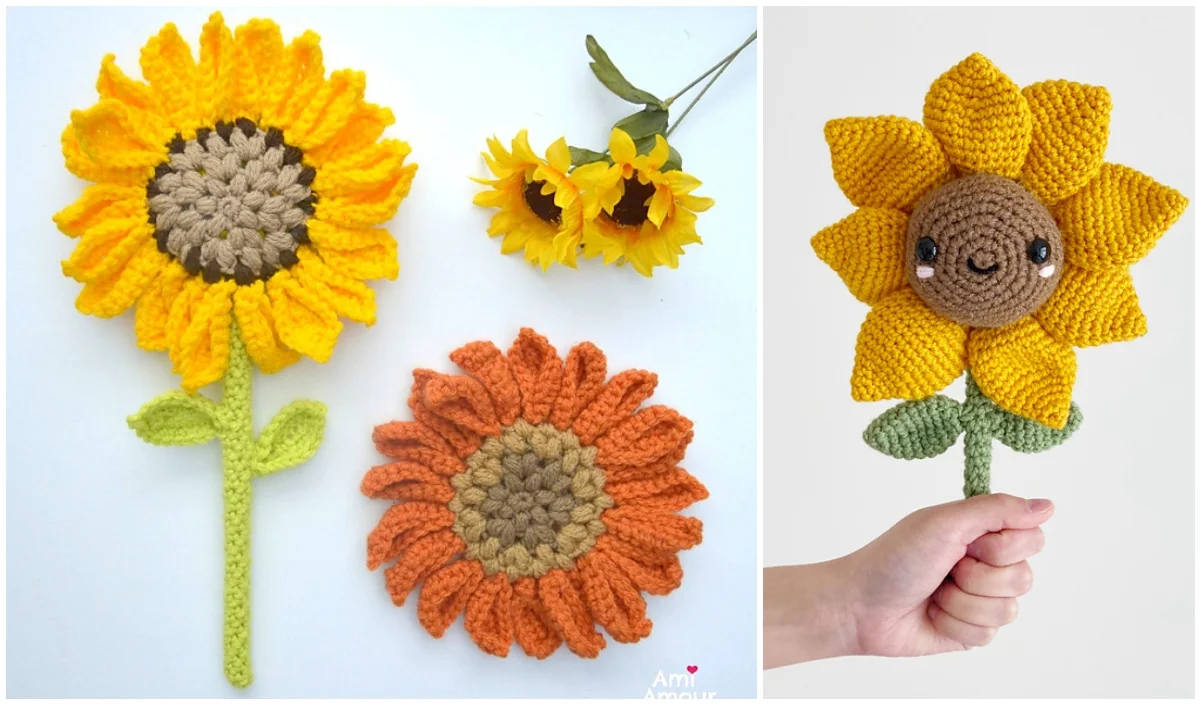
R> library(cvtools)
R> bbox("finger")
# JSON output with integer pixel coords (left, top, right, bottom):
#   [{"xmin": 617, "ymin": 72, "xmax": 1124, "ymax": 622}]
[
  {"xmin": 929, "ymin": 494, "xmax": 1055, "ymax": 545},
  {"xmin": 933, "ymin": 581, "xmax": 1019, "ymax": 628},
  {"xmin": 927, "ymin": 601, "xmax": 996, "ymax": 648},
  {"xmin": 951, "ymin": 556, "xmax": 1034, "ymax": 597},
  {"xmin": 967, "ymin": 527, "xmax": 1046, "ymax": 567}
]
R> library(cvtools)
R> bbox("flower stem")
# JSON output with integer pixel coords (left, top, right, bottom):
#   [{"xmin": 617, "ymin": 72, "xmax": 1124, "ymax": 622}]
[
  {"xmin": 664, "ymin": 30, "xmax": 756, "ymax": 139},
  {"xmin": 961, "ymin": 373, "xmax": 992, "ymax": 498},
  {"xmin": 221, "ymin": 323, "xmax": 255, "ymax": 688},
  {"xmin": 664, "ymin": 30, "xmax": 758, "ymax": 107}
]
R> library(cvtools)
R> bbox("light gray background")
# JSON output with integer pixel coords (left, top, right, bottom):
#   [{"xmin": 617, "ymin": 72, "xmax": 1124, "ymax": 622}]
[
  {"xmin": 764, "ymin": 6, "xmax": 1194, "ymax": 699},
  {"xmin": 6, "ymin": 6, "xmax": 757, "ymax": 698}
]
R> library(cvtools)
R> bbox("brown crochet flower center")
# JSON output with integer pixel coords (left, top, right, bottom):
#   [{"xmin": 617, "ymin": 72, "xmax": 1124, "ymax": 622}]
[
  {"xmin": 906, "ymin": 173, "xmax": 1064, "ymax": 328},
  {"xmin": 608, "ymin": 175, "xmax": 656, "ymax": 227},
  {"xmin": 449, "ymin": 420, "xmax": 611, "ymax": 579},
  {"xmin": 523, "ymin": 179, "xmax": 562, "ymax": 224},
  {"xmin": 146, "ymin": 118, "xmax": 316, "ymax": 286}
]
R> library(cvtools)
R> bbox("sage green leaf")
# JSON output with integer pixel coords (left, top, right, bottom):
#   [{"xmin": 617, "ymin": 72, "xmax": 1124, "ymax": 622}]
[
  {"xmin": 994, "ymin": 402, "xmax": 1083, "ymax": 453},
  {"xmin": 586, "ymin": 35, "xmax": 663, "ymax": 107},
  {"xmin": 569, "ymin": 146, "xmax": 611, "ymax": 168},
  {"xmin": 127, "ymin": 390, "xmax": 220, "ymax": 446},
  {"xmin": 614, "ymin": 108, "xmax": 669, "ymax": 142},
  {"xmin": 863, "ymin": 395, "xmax": 963, "ymax": 460},
  {"xmin": 254, "ymin": 400, "xmax": 326, "ymax": 477}
]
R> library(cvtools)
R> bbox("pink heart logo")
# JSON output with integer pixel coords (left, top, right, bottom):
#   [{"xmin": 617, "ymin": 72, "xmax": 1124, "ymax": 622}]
[{"xmin": 687, "ymin": 665, "xmax": 698, "ymax": 674}]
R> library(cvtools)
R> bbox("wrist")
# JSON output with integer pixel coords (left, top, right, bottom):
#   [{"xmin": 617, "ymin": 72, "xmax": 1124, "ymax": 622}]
[{"xmin": 763, "ymin": 557, "xmax": 862, "ymax": 669}]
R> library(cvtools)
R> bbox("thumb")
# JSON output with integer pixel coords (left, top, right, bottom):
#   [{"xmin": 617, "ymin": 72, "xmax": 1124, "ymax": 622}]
[{"xmin": 928, "ymin": 493, "xmax": 1055, "ymax": 545}]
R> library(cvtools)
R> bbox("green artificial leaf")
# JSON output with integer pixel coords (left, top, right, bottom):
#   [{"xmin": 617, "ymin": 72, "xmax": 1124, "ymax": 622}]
[
  {"xmin": 863, "ymin": 395, "xmax": 963, "ymax": 460},
  {"xmin": 586, "ymin": 35, "xmax": 663, "ymax": 108},
  {"xmin": 965, "ymin": 375, "xmax": 1083, "ymax": 453},
  {"xmin": 127, "ymin": 390, "xmax": 219, "ymax": 446},
  {"xmin": 614, "ymin": 108, "xmax": 669, "ymax": 142},
  {"xmin": 254, "ymin": 400, "xmax": 327, "ymax": 477},
  {"xmin": 662, "ymin": 144, "xmax": 683, "ymax": 172},
  {"xmin": 569, "ymin": 146, "xmax": 612, "ymax": 168}
]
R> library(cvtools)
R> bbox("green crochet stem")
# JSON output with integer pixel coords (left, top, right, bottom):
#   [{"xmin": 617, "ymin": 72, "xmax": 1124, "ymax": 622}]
[
  {"xmin": 127, "ymin": 322, "xmax": 326, "ymax": 688},
  {"xmin": 863, "ymin": 374, "xmax": 1083, "ymax": 497}
]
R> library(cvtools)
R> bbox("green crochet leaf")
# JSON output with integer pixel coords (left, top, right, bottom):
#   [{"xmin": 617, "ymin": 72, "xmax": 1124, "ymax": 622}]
[
  {"xmin": 253, "ymin": 401, "xmax": 326, "ymax": 477},
  {"xmin": 127, "ymin": 390, "xmax": 219, "ymax": 446},
  {"xmin": 863, "ymin": 395, "xmax": 963, "ymax": 459},
  {"xmin": 585, "ymin": 35, "xmax": 663, "ymax": 108},
  {"xmin": 964, "ymin": 375, "xmax": 1083, "ymax": 453}
]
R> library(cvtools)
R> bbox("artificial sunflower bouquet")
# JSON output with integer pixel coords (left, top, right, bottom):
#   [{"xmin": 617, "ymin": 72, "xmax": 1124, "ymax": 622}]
[
  {"xmin": 474, "ymin": 32, "xmax": 755, "ymax": 276},
  {"xmin": 52, "ymin": 12, "xmax": 415, "ymax": 687},
  {"xmin": 813, "ymin": 54, "xmax": 1188, "ymax": 497}
]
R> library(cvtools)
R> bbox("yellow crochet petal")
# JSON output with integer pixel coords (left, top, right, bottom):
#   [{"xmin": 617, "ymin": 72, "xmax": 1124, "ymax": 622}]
[
  {"xmin": 824, "ymin": 117, "xmax": 952, "ymax": 210},
  {"xmin": 53, "ymin": 184, "xmax": 146, "ymax": 237},
  {"xmin": 1020, "ymin": 81, "xmax": 1111, "ymax": 205},
  {"xmin": 96, "ymin": 54, "xmax": 156, "ymax": 113},
  {"xmin": 851, "ymin": 288, "xmax": 967, "ymax": 401},
  {"xmin": 172, "ymin": 279, "xmax": 236, "ymax": 392},
  {"xmin": 811, "ymin": 207, "xmax": 909, "ymax": 305},
  {"xmin": 969, "ymin": 317, "xmax": 1076, "ymax": 429},
  {"xmin": 166, "ymin": 277, "xmax": 208, "ymax": 352},
  {"xmin": 233, "ymin": 282, "xmax": 301, "ymax": 373},
  {"xmin": 1035, "ymin": 264, "xmax": 1146, "ymax": 348},
  {"xmin": 135, "ymin": 261, "xmax": 190, "ymax": 351},
  {"xmin": 71, "ymin": 99, "xmax": 170, "ymax": 171},
  {"xmin": 1054, "ymin": 162, "xmax": 1189, "ymax": 269},
  {"xmin": 61, "ymin": 217, "xmax": 153, "ymax": 283},
  {"xmin": 76, "ymin": 241, "xmax": 168, "ymax": 319},
  {"xmin": 60, "ymin": 124, "xmax": 148, "ymax": 186},
  {"xmin": 294, "ymin": 247, "xmax": 376, "ymax": 325},
  {"xmin": 315, "ymin": 144, "xmax": 417, "ymax": 229},
  {"xmin": 197, "ymin": 11, "xmax": 237, "ymax": 124},
  {"xmin": 139, "ymin": 22, "xmax": 203, "ymax": 132},
  {"xmin": 262, "ymin": 31, "xmax": 324, "ymax": 132},
  {"xmin": 609, "ymin": 128, "xmax": 637, "ymax": 164},
  {"xmin": 268, "ymin": 269, "xmax": 343, "ymax": 363},
  {"xmin": 232, "ymin": 18, "xmax": 285, "ymax": 120},
  {"xmin": 304, "ymin": 102, "xmax": 394, "ymax": 167},
  {"xmin": 307, "ymin": 219, "xmax": 398, "ymax": 280},
  {"xmin": 287, "ymin": 69, "xmax": 367, "ymax": 152},
  {"xmin": 923, "ymin": 53, "xmax": 1032, "ymax": 178}
]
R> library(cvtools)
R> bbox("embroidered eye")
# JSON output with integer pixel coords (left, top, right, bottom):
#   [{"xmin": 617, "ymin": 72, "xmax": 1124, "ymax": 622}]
[
  {"xmin": 915, "ymin": 237, "xmax": 938, "ymax": 262},
  {"xmin": 1028, "ymin": 238, "xmax": 1050, "ymax": 264}
]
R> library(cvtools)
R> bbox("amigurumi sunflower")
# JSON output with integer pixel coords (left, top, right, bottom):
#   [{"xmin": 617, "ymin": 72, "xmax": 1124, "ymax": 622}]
[
  {"xmin": 812, "ymin": 53, "xmax": 1188, "ymax": 497},
  {"xmin": 52, "ymin": 12, "xmax": 415, "ymax": 687}
]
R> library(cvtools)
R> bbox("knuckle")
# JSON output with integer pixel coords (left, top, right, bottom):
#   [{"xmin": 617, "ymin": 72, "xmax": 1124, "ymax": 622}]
[
  {"xmin": 1000, "ymin": 598, "xmax": 1020, "ymax": 624},
  {"xmin": 977, "ymin": 627, "xmax": 998, "ymax": 646},
  {"xmin": 1014, "ymin": 562, "xmax": 1035, "ymax": 594}
]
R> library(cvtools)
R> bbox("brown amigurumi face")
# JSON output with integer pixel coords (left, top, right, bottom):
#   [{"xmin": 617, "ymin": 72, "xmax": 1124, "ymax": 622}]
[{"xmin": 906, "ymin": 173, "xmax": 1064, "ymax": 328}]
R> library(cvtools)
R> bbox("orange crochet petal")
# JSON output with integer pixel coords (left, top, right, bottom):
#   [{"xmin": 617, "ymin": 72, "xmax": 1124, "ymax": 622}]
[
  {"xmin": 508, "ymin": 328, "xmax": 564, "ymax": 424},
  {"xmin": 371, "ymin": 420, "xmax": 463, "ymax": 476},
  {"xmin": 409, "ymin": 370, "xmax": 484, "ymax": 459},
  {"xmin": 571, "ymin": 369, "xmax": 658, "ymax": 445},
  {"xmin": 360, "ymin": 461, "xmax": 456, "ymax": 503},
  {"xmin": 537, "ymin": 569, "xmax": 606, "ymax": 658},
  {"xmin": 595, "ymin": 535, "xmax": 683, "ymax": 596},
  {"xmin": 577, "ymin": 551, "xmax": 652, "ymax": 644},
  {"xmin": 465, "ymin": 573, "xmax": 515, "ymax": 657},
  {"xmin": 824, "ymin": 116, "xmax": 952, "ymax": 210},
  {"xmin": 417, "ymin": 561, "xmax": 484, "ymax": 639},
  {"xmin": 383, "ymin": 530, "xmax": 462, "ymax": 607},
  {"xmin": 851, "ymin": 288, "xmax": 967, "ymax": 401},
  {"xmin": 594, "ymin": 405, "xmax": 694, "ymax": 469},
  {"xmin": 811, "ymin": 207, "xmax": 910, "ymax": 305},
  {"xmin": 604, "ymin": 441, "xmax": 690, "ymax": 484},
  {"xmin": 1020, "ymin": 80, "xmax": 1111, "ymax": 205},
  {"xmin": 602, "ymin": 507, "xmax": 703, "ymax": 555},
  {"xmin": 366, "ymin": 502, "xmax": 455, "ymax": 571},
  {"xmin": 421, "ymin": 374, "xmax": 502, "ymax": 438},
  {"xmin": 549, "ymin": 342, "xmax": 608, "ymax": 431},
  {"xmin": 53, "ymin": 184, "xmax": 146, "ymax": 238},
  {"xmin": 511, "ymin": 577, "xmax": 562, "ymax": 659},
  {"xmin": 1035, "ymin": 265, "xmax": 1146, "ymax": 348},
  {"xmin": 606, "ymin": 467, "xmax": 709, "ymax": 512},
  {"xmin": 449, "ymin": 341, "xmax": 523, "ymax": 426}
]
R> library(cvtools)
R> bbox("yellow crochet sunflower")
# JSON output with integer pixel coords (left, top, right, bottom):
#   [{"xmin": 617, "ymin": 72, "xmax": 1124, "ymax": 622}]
[
  {"xmin": 813, "ymin": 53, "xmax": 1188, "ymax": 429},
  {"xmin": 53, "ymin": 12, "xmax": 416, "ymax": 392}
]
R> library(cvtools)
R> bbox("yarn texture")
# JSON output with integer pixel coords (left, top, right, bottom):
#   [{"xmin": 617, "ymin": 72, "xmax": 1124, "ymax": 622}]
[{"xmin": 364, "ymin": 329, "xmax": 708, "ymax": 658}]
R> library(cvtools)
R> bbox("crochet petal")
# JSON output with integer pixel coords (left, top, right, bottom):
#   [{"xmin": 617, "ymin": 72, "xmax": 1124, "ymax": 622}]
[
  {"xmin": 824, "ymin": 116, "xmax": 953, "ymax": 210},
  {"xmin": 197, "ymin": 12, "xmax": 236, "ymax": 124},
  {"xmin": 923, "ymin": 53, "xmax": 1032, "ymax": 178},
  {"xmin": 464, "ymin": 573, "xmax": 515, "ymax": 657},
  {"xmin": 507, "ymin": 328, "xmax": 563, "ymax": 424},
  {"xmin": 577, "ymin": 551, "xmax": 653, "ymax": 643},
  {"xmin": 383, "ymin": 530, "xmax": 463, "ymax": 607},
  {"xmin": 260, "ymin": 31, "xmax": 324, "ymax": 132},
  {"xmin": 60, "ymin": 124, "xmax": 147, "ymax": 186},
  {"xmin": 449, "ymin": 341, "xmax": 523, "ymax": 426},
  {"xmin": 287, "ymin": 69, "xmax": 366, "ymax": 151},
  {"xmin": 171, "ymin": 279, "xmax": 236, "ymax": 392},
  {"xmin": 61, "ymin": 216, "xmax": 152, "ymax": 283},
  {"xmin": 537, "ymin": 569, "xmax": 606, "ymax": 658},
  {"xmin": 70, "ymin": 99, "xmax": 170, "ymax": 171},
  {"xmin": 53, "ymin": 184, "xmax": 146, "ymax": 238},
  {"xmin": 571, "ymin": 369, "xmax": 658, "ymax": 445},
  {"xmin": 366, "ymin": 503, "xmax": 455, "ymax": 571},
  {"xmin": 134, "ymin": 261, "xmax": 189, "ymax": 350},
  {"xmin": 602, "ymin": 507, "xmax": 703, "ymax": 554},
  {"xmin": 306, "ymin": 220, "xmax": 399, "ymax": 281},
  {"xmin": 76, "ymin": 242, "xmax": 167, "ymax": 319},
  {"xmin": 417, "ymin": 561, "xmax": 484, "ymax": 638},
  {"xmin": 138, "ymin": 22, "xmax": 202, "ymax": 131},
  {"xmin": 293, "ymin": 247, "xmax": 376, "ymax": 325},
  {"xmin": 315, "ymin": 160, "xmax": 418, "ymax": 229},
  {"xmin": 409, "ymin": 370, "xmax": 484, "ymax": 459},
  {"xmin": 232, "ymin": 281, "xmax": 301, "ymax": 373},
  {"xmin": 266, "ymin": 269, "xmax": 342, "ymax": 363},
  {"xmin": 361, "ymin": 461, "xmax": 455, "ymax": 503},
  {"xmin": 315, "ymin": 139, "xmax": 413, "ymax": 199},
  {"xmin": 1020, "ymin": 81, "xmax": 1111, "ymax": 205},
  {"xmin": 594, "ymin": 406, "xmax": 694, "ymax": 469},
  {"xmin": 512, "ymin": 577, "xmax": 562, "ymax": 659},
  {"xmin": 371, "ymin": 420, "xmax": 463, "ymax": 476},
  {"xmin": 165, "ymin": 277, "xmax": 207, "ymax": 352},
  {"xmin": 851, "ymin": 288, "xmax": 967, "ymax": 401},
  {"xmin": 549, "ymin": 342, "xmax": 609, "ymax": 431},
  {"xmin": 606, "ymin": 467, "xmax": 708, "ymax": 512},
  {"xmin": 304, "ymin": 102, "xmax": 395, "ymax": 167},
  {"xmin": 1035, "ymin": 265, "xmax": 1146, "ymax": 347},
  {"xmin": 417, "ymin": 373, "xmax": 502, "ymax": 438},
  {"xmin": 231, "ymin": 19, "xmax": 285, "ymax": 119},
  {"xmin": 594, "ymin": 534, "xmax": 683, "ymax": 596},
  {"xmin": 811, "ymin": 207, "xmax": 910, "ymax": 305},
  {"xmin": 96, "ymin": 54, "xmax": 156, "ymax": 113},
  {"xmin": 969, "ymin": 317, "xmax": 1077, "ymax": 429},
  {"xmin": 1053, "ymin": 163, "xmax": 1189, "ymax": 270}
]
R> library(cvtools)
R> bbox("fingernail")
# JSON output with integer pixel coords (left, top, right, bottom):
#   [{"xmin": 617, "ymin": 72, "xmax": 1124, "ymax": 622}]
[{"xmin": 1028, "ymin": 498, "xmax": 1053, "ymax": 513}]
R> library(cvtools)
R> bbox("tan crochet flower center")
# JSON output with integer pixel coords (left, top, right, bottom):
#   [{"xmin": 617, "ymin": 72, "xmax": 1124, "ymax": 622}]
[{"xmin": 449, "ymin": 420, "xmax": 612, "ymax": 579}]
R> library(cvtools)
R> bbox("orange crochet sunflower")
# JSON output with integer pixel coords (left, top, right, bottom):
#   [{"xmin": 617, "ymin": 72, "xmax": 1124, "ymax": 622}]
[
  {"xmin": 813, "ymin": 53, "xmax": 1188, "ymax": 430},
  {"xmin": 364, "ymin": 329, "xmax": 708, "ymax": 658}
]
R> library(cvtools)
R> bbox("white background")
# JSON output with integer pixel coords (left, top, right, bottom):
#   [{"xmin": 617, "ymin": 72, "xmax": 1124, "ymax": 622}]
[
  {"xmin": 6, "ymin": 6, "xmax": 758, "ymax": 698},
  {"xmin": 764, "ymin": 6, "xmax": 1193, "ymax": 699}
]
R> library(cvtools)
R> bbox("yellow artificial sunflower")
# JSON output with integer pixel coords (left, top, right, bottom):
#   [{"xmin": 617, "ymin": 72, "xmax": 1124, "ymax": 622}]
[
  {"xmin": 53, "ymin": 11, "xmax": 417, "ymax": 392},
  {"xmin": 576, "ymin": 128, "xmax": 714, "ymax": 277},
  {"xmin": 473, "ymin": 130, "xmax": 587, "ymax": 270},
  {"xmin": 813, "ymin": 53, "xmax": 1188, "ymax": 429}
]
